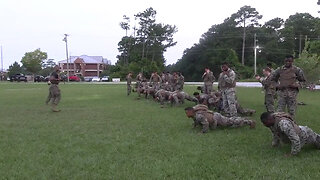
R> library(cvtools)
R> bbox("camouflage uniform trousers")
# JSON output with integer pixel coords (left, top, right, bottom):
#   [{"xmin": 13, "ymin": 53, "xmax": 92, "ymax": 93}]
[
  {"xmin": 277, "ymin": 89, "xmax": 298, "ymax": 118},
  {"xmin": 127, "ymin": 83, "xmax": 132, "ymax": 95},
  {"xmin": 152, "ymin": 82, "xmax": 160, "ymax": 90},
  {"xmin": 236, "ymin": 103, "xmax": 256, "ymax": 116},
  {"xmin": 298, "ymin": 126, "xmax": 320, "ymax": 149},
  {"xmin": 204, "ymin": 83, "xmax": 213, "ymax": 94},
  {"xmin": 172, "ymin": 92, "xmax": 198, "ymax": 105},
  {"xmin": 213, "ymin": 112, "xmax": 253, "ymax": 128},
  {"xmin": 265, "ymin": 91, "xmax": 276, "ymax": 113},
  {"xmin": 194, "ymin": 112, "xmax": 253, "ymax": 133},
  {"xmin": 272, "ymin": 121, "xmax": 320, "ymax": 154},
  {"xmin": 46, "ymin": 84, "xmax": 61, "ymax": 105},
  {"xmin": 221, "ymin": 88, "xmax": 237, "ymax": 116}
]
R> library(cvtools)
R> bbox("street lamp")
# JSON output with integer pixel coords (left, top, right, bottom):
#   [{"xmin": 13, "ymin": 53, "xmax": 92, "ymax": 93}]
[
  {"xmin": 254, "ymin": 45, "xmax": 260, "ymax": 75},
  {"xmin": 63, "ymin": 34, "xmax": 70, "ymax": 82}
]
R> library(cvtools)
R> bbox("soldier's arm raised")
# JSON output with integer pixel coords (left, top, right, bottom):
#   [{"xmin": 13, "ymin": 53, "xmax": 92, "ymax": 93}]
[
  {"xmin": 202, "ymin": 72, "xmax": 206, "ymax": 79},
  {"xmin": 279, "ymin": 121, "xmax": 301, "ymax": 155},
  {"xmin": 223, "ymin": 71, "xmax": 235, "ymax": 84}
]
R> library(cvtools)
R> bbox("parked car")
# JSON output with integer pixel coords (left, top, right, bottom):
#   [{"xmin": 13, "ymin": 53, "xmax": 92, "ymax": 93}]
[
  {"xmin": 101, "ymin": 76, "xmax": 109, "ymax": 82},
  {"xmin": 60, "ymin": 75, "xmax": 68, "ymax": 82},
  {"xmin": 91, "ymin": 76, "xmax": 101, "ymax": 82},
  {"xmin": 69, "ymin": 75, "xmax": 81, "ymax": 82},
  {"xmin": 84, "ymin": 77, "xmax": 93, "ymax": 82},
  {"xmin": 34, "ymin": 75, "xmax": 45, "ymax": 82},
  {"xmin": 10, "ymin": 73, "xmax": 27, "ymax": 82}
]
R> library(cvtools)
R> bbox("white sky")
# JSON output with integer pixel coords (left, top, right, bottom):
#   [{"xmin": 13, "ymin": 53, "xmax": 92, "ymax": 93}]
[{"xmin": 0, "ymin": 0, "xmax": 319, "ymax": 69}]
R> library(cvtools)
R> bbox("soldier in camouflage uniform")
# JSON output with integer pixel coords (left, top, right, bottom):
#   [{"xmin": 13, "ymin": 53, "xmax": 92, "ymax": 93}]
[
  {"xmin": 193, "ymin": 92, "xmax": 220, "ymax": 110},
  {"xmin": 176, "ymin": 72, "xmax": 184, "ymax": 91},
  {"xmin": 218, "ymin": 62, "xmax": 237, "ymax": 116},
  {"xmin": 45, "ymin": 65, "xmax": 61, "ymax": 112},
  {"xmin": 271, "ymin": 55, "xmax": 306, "ymax": 118},
  {"xmin": 184, "ymin": 104, "xmax": 255, "ymax": 133},
  {"xmin": 169, "ymin": 91, "xmax": 198, "ymax": 106},
  {"xmin": 126, "ymin": 72, "xmax": 133, "ymax": 96},
  {"xmin": 136, "ymin": 72, "xmax": 144, "ymax": 89},
  {"xmin": 193, "ymin": 92, "xmax": 255, "ymax": 116},
  {"xmin": 144, "ymin": 84, "xmax": 157, "ymax": 99},
  {"xmin": 149, "ymin": 72, "xmax": 162, "ymax": 90},
  {"xmin": 202, "ymin": 68, "xmax": 215, "ymax": 94},
  {"xmin": 155, "ymin": 89, "xmax": 172, "ymax": 106},
  {"xmin": 256, "ymin": 67, "xmax": 277, "ymax": 112},
  {"xmin": 260, "ymin": 112, "xmax": 320, "ymax": 156}
]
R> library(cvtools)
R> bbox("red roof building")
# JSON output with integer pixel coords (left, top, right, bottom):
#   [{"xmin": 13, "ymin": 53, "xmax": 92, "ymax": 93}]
[{"xmin": 58, "ymin": 55, "xmax": 111, "ymax": 77}]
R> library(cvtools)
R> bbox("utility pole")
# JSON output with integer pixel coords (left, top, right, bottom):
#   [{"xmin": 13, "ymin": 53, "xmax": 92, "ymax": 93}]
[
  {"xmin": 241, "ymin": 19, "xmax": 246, "ymax": 65},
  {"xmin": 299, "ymin": 34, "xmax": 302, "ymax": 57},
  {"xmin": 63, "ymin": 34, "xmax": 70, "ymax": 82},
  {"xmin": 254, "ymin": 33, "xmax": 257, "ymax": 75}
]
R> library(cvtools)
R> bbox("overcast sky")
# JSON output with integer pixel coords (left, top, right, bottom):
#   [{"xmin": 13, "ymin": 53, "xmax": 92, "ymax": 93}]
[{"xmin": 0, "ymin": 0, "xmax": 318, "ymax": 70}]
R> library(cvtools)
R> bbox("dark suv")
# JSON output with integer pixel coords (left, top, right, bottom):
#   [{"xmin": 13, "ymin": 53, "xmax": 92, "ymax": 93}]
[
  {"xmin": 34, "ymin": 75, "xmax": 45, "ymax": 82},
  {"xmin": 10, "ymin": 73, "xmax": 28, "ymax": 82}
]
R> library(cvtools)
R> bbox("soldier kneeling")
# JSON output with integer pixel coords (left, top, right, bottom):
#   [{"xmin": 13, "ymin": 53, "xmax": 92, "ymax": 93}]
[
  {"xmin": 260, "ymin": 112, "xmax": 320, "ymax": 157},
  {"xmin": 184, "ymin": 104, "xmax": 255, "ymax": 133}
]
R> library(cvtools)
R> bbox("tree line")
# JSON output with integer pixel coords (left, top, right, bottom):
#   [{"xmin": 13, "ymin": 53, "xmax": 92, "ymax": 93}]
[
  {"xmin": 7, "ymin": 49, "xmax": 55, "ymax": 78},
  {"xmin": 168, "ymin": 5, "xmax": 320, "ymax": 81}
]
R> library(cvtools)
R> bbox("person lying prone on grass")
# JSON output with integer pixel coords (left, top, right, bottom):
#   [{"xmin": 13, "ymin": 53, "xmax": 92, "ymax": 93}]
[{"xmin": 184, "ymin": 105, "xmax": 255, "ymax": 133}]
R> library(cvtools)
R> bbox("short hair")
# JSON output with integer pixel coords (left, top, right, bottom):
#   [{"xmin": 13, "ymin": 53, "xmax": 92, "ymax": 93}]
[
  {"xmin": 260, "ymin": 112, "xmax": 272, "ymax": 123},
  {"xmin": 184, "ymin": 107, "xmax": 194, "ymax": 111},
  {"xmin": 222, "ymin": 62, "xmax": 229, "ymax": 66},
  {"xmin": 193, "ymin": 92, "xmax": 200, "ymax": 96},
  {"xmin": 285, "ymin": 55, "xmax": 294, "ymax": 59},
  {"xmin": 266, "ymin": 63, "xmax": 272, "ymax": 67},
  {"xmin": 199, "ymin": 98, "xmax": 206, "ymax": 104},
  {"xmin": 264, "ymin": 67, "xmax": 272, "ymax": 72}
]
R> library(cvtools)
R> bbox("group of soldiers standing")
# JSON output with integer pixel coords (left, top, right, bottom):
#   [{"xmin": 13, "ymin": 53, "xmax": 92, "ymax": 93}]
[
  {"xmin": 45, "ymin": 55, "xmax": 320, "ymax": 157},
  {"xmin": 125, "ymin": 55, "xmax": 320, "ymax": 156},
  {"xmin": 256, "ymin": 55, "xmax": 320, "ymax": 156}
]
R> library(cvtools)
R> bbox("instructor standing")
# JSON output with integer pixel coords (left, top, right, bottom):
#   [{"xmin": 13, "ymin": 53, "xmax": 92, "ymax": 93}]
[
  {"xmin": 271, "ymin": 55, "xmax": 306, "ymax": 118},
  {"xmin": 46, "ymin": 65, "xmax": 61, "ymax": 112}
]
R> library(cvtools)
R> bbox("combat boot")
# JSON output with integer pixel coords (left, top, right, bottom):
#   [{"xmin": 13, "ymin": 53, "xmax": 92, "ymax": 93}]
[
  {"xmin": 315, "ymin": 136, "xmax": 320, "ymax": 149},
  {"xmin": 51, "ymin": 104, "xmax": 61, "ymax": 112},
  {"xmin": 250, "ymin": 121, "xmax": 256, "ymax": 129}
]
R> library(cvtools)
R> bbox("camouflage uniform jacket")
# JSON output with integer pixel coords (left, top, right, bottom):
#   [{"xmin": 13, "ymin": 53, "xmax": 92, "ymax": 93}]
[
  {"xmin": 150, "ymin": 74, "xmax": 162, "ymax": 83},
  {"xmin": 269, "ymin": 112, "xmax": 303, "ymax": 155},
  {"xmin": 271, "ymin": 65, "xmax": 306, "ymax": 90},
  {"xmin": 126, "ymin": 75, "xmax": 132, "ymax": 85},
  {"xmin": 218, "ymin": 68, "xmax": 236, "ymax": 91},
  {"xmin": 259, "ymin": 75, "xmax": 277, "ymax": 94},
  {"xmin": 202, "ymin": 71, "xmax": 215, "ymax": 85}
]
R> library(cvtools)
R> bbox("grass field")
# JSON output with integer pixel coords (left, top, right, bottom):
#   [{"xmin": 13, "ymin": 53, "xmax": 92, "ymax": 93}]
[{"xmin": 0, "ymin": 82, "xmax": 320, "ymax": 179}]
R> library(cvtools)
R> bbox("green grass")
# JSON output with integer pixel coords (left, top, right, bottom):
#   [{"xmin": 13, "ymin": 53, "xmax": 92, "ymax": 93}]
[{"xmin": 0, "ymin": 82, "xmax": 320, "ymax": 179}]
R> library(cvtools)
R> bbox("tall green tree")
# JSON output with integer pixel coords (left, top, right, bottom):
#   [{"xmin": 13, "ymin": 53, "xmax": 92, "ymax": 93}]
[
  {"xmin": 8, "ymin": 61, "xmax": 24, "ymax": 77},
  {"xmin": 39, "ymin": 59, "xmax": 56, "ymax": 77},
  {"xmin": 231, "ymin": 5, "xmax": 262, "ymax": 65},
  {"xmin": 21, "ymin": 49, "xmax": 47, "ymax": 77},
  {"xmin": 295, "ymin": 40, "xmax": 320, "ymax": 83},
  {"xmin": 115, "ymin": 7, "xmax": 177, "ymax": 78},
  {"xmin": 281, "ymin": 13, "xmax": 318, "ymax": 57},
  {"xmin": 120, "ymin": 15, "xmax": 130, "ymax": 37},
  {"xmin": 170, "ymin": 7, "xmax": 320, "ymax": 81}
]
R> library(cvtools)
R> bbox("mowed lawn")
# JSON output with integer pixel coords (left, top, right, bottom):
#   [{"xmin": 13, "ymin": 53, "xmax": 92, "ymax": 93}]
[{"xmin": 0, "ymin": 82, "xmax": 320, "ymax": 179}]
